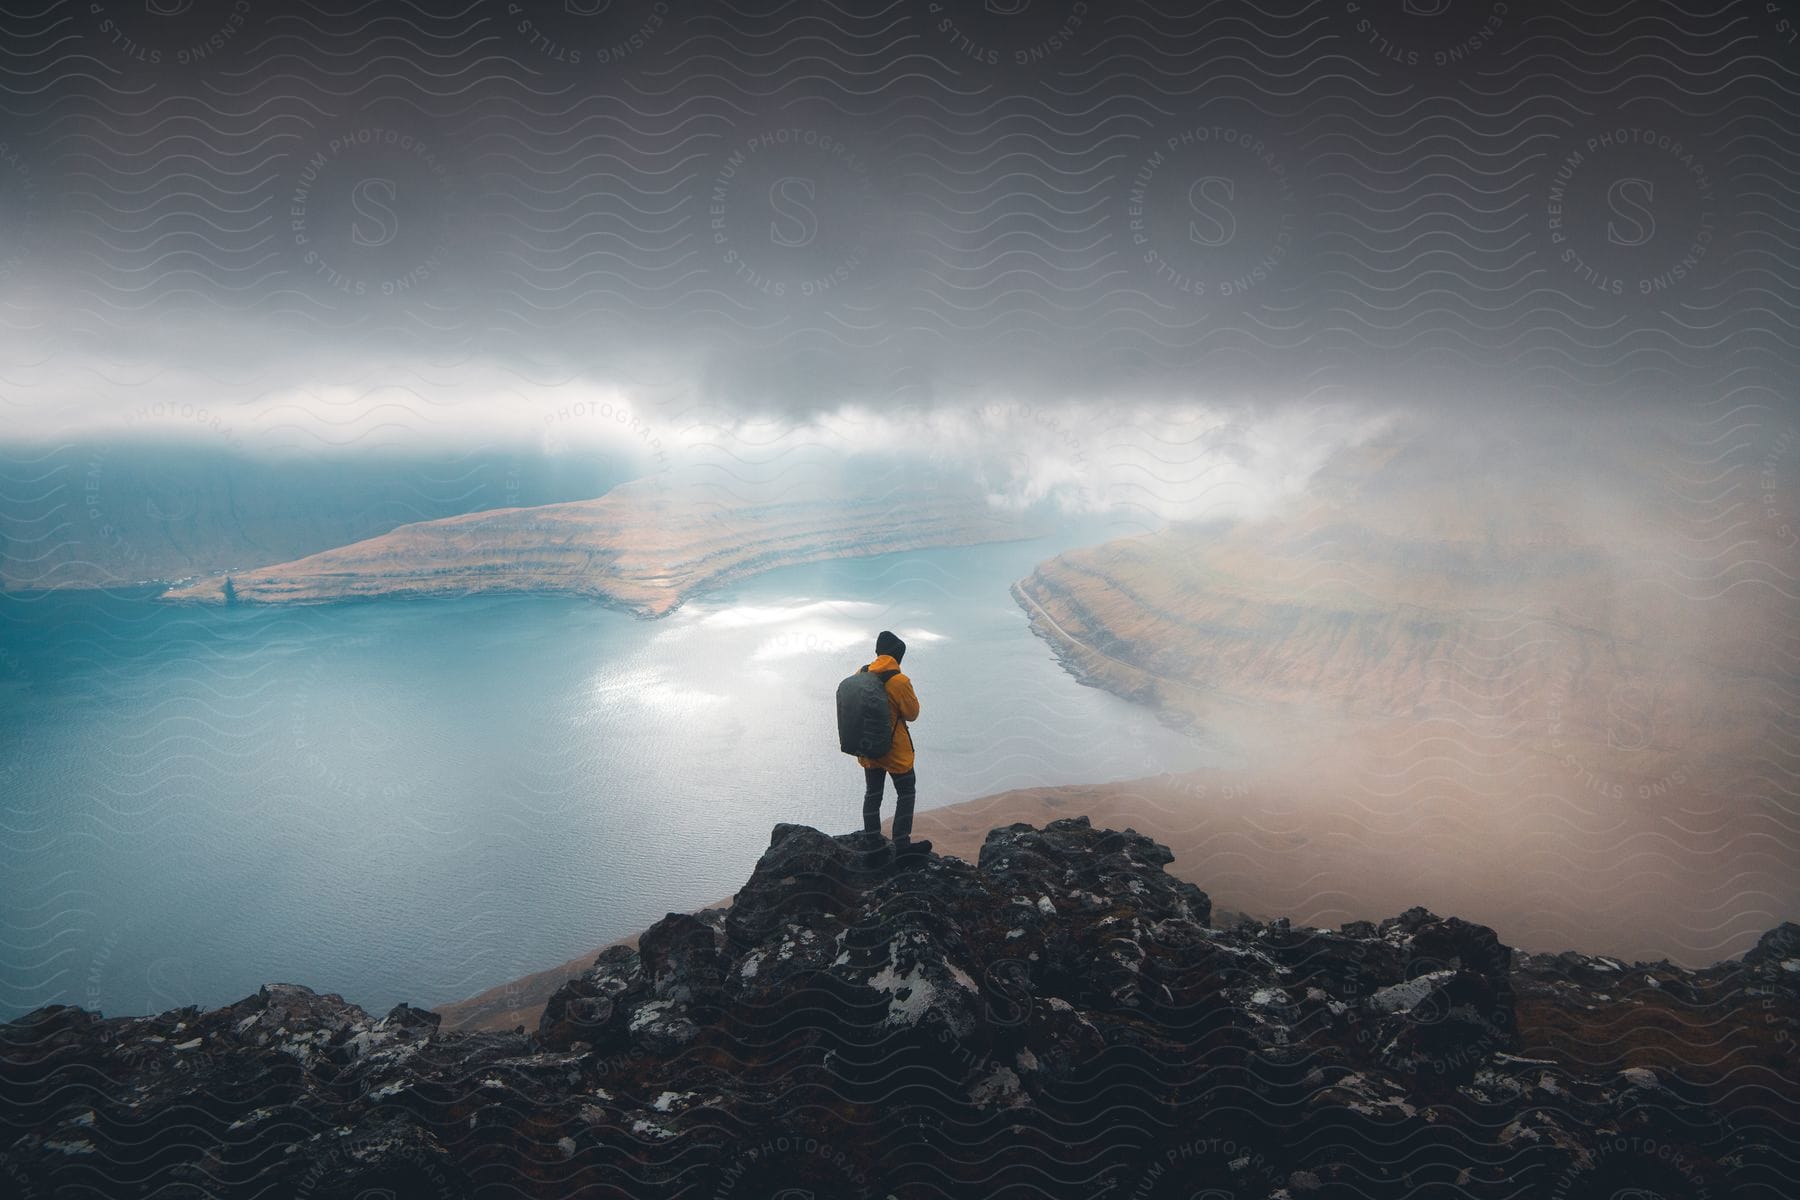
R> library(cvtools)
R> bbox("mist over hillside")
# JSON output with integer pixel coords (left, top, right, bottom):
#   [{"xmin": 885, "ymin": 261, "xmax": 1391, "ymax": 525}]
[{"xmin": 1012, "ymin": 403, "xmax": 1800, "ymax": 964}]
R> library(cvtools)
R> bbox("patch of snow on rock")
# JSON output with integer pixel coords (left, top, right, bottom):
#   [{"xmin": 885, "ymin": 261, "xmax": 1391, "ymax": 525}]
[{"xmin": 1367, "ymin": 969, "xmax": 1457, "ymax": 1014}]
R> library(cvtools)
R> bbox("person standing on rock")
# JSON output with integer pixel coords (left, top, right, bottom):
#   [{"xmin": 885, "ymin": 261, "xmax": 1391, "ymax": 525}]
[{"xmin": 857, "ymin": 630, "xmax": 931, "ymax": 859}]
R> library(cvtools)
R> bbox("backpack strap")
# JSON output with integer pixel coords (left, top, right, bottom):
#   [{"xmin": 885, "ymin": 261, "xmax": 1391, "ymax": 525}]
[
  {"xmin": 874, "ymin": 668, "xmax": 902, "ymax": 743},
  {"xmin": 857, "ymin": 666, "xmax": 902, "ymax": 751}
]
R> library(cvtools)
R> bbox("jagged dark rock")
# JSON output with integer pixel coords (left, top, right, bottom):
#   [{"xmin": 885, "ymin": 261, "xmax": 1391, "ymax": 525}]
[{"xmin": 2, "ymin": 818, "xmax": 1796, "ymax": 1199}]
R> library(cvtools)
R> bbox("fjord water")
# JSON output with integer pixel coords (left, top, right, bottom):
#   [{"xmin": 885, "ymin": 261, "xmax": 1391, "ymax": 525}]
[{"xmin": 0, "ymin": 533, "xmax": 1216, "ymax": 1020}]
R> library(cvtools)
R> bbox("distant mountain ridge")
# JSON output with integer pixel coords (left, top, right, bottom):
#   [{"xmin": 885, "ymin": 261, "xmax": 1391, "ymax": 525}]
[
  {"xmin": 1009, "ymin": 416, "xmax": 1800, "ymax": 965},
  {"xmin": 161, "ymin": 475, "xmax": 1043, "ymax": 616},
  {"xmin": 1014, "ymin": 421, "xmax": 1793, "ymax": 791}
]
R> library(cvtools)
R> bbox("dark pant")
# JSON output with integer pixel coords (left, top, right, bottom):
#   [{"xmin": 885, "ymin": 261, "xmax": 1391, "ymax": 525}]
[{"xmin": 863, "ymin": 767, "xmax": 917, "ymax": 842}]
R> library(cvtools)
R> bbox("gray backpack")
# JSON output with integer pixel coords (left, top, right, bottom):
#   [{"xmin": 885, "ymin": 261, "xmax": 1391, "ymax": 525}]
[{"xmin": 836, "ymin": 665, "xmax": 899, "ymax": 757}]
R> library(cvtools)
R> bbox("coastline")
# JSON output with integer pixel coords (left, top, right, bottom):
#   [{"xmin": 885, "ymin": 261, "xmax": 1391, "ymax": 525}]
[
  {"xmin": 157, "ymin": 528, "xmax": 1055, "ymax": 620},
  {"xmin": 157, "ymin": 484, "xmax": 1049, "ymax": 613}
]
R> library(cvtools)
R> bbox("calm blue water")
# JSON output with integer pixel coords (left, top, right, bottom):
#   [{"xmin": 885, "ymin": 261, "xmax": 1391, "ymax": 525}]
[{"xmin": 0, "ymin": 534, "xmax": 1217, "ymax": 1020}]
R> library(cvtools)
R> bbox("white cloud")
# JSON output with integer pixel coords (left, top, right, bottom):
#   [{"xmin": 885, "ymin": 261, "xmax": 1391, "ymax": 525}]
[{"xmin": 0, "ymin": 321, "xmax": 1395, "ymax": 528}]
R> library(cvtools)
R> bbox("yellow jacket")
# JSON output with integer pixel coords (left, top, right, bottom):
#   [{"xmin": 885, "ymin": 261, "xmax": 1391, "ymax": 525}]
[{"xmin": 855, "ymin": 654, "xmax": 920, "ymax": 774}]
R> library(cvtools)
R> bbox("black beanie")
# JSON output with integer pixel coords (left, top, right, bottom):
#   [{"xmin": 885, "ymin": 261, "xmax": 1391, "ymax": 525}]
[{"xmin": 875, "ymin": 630, "xmax": 906, "ymax": 663}]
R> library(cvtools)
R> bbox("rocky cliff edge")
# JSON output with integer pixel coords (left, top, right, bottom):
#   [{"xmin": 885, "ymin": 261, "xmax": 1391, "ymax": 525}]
[{"xmin": 3, "ymin": 818, "xmax": 1796, "ymax": 1199}]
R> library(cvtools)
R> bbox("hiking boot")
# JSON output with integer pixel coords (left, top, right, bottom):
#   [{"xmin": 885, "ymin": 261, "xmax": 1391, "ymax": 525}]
[
  {"xmin": 847, "ymin": 830, "xmax": 891, "ymax": 866},
  {"xmin": 894, "ymin": 837, "xmax": 933, "ymax": 859}
]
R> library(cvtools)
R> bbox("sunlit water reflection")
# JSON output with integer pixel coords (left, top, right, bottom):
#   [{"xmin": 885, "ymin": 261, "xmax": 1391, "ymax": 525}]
[{"xmin": 0, "ymin": 532, "xmax": 1218, "ymax": 1018}]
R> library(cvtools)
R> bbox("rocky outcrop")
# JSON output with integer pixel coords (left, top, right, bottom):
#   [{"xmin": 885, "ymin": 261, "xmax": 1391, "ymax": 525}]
[
  {"xmin": 3, "ymin": 819, "xmax": 1796, "ymax": 1198},
  {"xmin": 159, "ymin": 476, "xmax": 1041, "ymax": 615}
]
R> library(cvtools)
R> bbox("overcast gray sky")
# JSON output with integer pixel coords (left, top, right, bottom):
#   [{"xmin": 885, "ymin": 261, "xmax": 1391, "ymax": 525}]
[{"xmin": 0, "ymin": 0, "xmax": 1792, "ymax": 503}]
